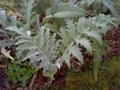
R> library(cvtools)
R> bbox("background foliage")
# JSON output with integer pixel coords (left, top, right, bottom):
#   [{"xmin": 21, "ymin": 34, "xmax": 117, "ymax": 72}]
[{"xmin": 0, "ymin": 0, "xmax": 120, "ymax": 89}]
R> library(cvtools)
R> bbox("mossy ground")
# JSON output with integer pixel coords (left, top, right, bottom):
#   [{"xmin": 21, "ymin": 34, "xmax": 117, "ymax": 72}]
[{"xmin": 50, "ymin": 53, "xmax": 120, "ymax": 90}]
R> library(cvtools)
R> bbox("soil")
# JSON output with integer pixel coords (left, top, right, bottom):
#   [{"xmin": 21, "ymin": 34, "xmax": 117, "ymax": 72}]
[{"xmin": 0, "ymin": 60, "xmax": 7, "ymax": 89}]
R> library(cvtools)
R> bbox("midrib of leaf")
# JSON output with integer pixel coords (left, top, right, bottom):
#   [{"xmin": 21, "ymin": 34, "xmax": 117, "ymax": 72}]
[
  {"xmin": 30, "ymin": 38, "xmax": 49, "ymax": 61},
  {"xmin": 62, "ymin": 32, "xmax": 83, "ymax": 67}
]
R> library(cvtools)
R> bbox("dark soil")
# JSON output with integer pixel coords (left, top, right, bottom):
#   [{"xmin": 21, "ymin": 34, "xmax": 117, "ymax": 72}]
[{"xmin": 0, "ymin": 60, "xmax": 7, "ymax": 89}]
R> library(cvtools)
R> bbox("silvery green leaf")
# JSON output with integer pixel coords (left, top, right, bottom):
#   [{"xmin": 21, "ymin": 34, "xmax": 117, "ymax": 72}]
[
  {"xmin": 9, "ymin": 15, "xmax": 17, "ymax": 26},
  {"xmin": 0, "ymin": 10, "xmax": 7, "ymax": 25},
  {"xmin": 62, "ymin": 52, "xmax": 70, "ymax": 68},
  {"xmin": 57, "ymin": 3, "xmax": 86, "ymax": 12},
  {"xmin": 55, "ymin": 60, "xmax": 61, "ymax": 69},
  {"xmin": 84, "ymin": 30, "xmax": 102, "ymax": 45},
  {"xmin": 17, "ymin": 42, "xmax": 36, "ymax": 50},
  {"xmin": 50, "ymin": 0, "xmax": 59, "ymax": 14},
  {"xmin": 47, "ymin": 3, "xmax": 86, "ymax": 18},
  {"xmin": 69, "ymin": 0, "xmax": 77, "ymax": 5},
  {"xmin": 6, "ymin": 26, "xmax": 25, "ymax": 36},
  {"xmin": 22, "ymin": 50, "xmax": 40, "ymax": 62},
  {"xmin": 0, "ymin": 39, "xmax": 15, "ymax": 47},
  {"xmin": 15, "ymin": 38, "xmax": 29, "ymax": 45},
  {"xmin": 49, "ymin": 11, "xmax": 85, "ymax": 18},
  {"xmin": 103, "ymin": 0, "xmax": 119, "ymax": 17},
  {"xmin": 76, "ymin": 38, "xmax": 92, "ymax": 53},
  {"xmin": 69, "ymin": 45, "xmax": 83, "ymax": 64}
]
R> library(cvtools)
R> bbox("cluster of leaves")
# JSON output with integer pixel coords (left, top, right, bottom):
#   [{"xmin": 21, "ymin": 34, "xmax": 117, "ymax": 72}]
[
  {"xmin": 7, "ymin": 26, "xmax": 60, "ymax": 79},
  {"xmin": 6, "ymin": 61, "xmax": 35, "ymax": 87},
  {"xmin": 5, "ymin": 0, "xmax": 60, "ymax": 81},
  {"xmin": 0, "ymin": 10, "xmax": 17, "ymax": 47},
  {"xmin": 0, "ymin": 0, "xmax": 120, "ymax": 88},
  {"xmin": 78, "ymin": 0, "xmax": 119, "ymax": 17},
  {"xmin": 44, "ymin": 0, "xmax": 120, "ymax": 18},
  {"xmin": 58, "ymin": 14, "xmax": 118, "ymax": 80}
]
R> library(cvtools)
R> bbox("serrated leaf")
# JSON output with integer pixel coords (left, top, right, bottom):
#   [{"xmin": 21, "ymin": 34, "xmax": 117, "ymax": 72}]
[
  {"xmin": 17, "ymin": 42, "xmax": 35, "ymax": 50},
  {"xmin": 69, "ymin": 45, "xmax": 83, "ymax": 64},
  {"xmin": 84, "ymin": 31, "xmax": 102, "ymax": 45},
  {"xmin": 16, "ymin": 39, "xmax": 30, "ymax": 45},
  {"xmin": 6, "ymin": 26, "xmax": 24, "ymax": 35},
  {"xmin": 76, "ymin": 38, "xmax": 92, "ymax": 53},
  {"xmin": 59, "ymin": 27, "xmax": 70, "ymax": 47},
  {"xmin": 21, "ymin": 50, "xmax": 40, "ymax": 62},
  {"xmin": 15, "ymin": 28, "xmax": 60, "ymax": 76},
  {"xmin": 0, "ymin": 39, "xmax": 15, "ymax": 47},
  {"xmin": 62, "ymin": 52, "xmax": 70, "ymax": 68}
]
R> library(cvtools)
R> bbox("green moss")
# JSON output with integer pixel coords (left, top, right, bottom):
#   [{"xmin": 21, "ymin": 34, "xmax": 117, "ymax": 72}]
[
  {"xmin": 65, "ymin": 70, "xmax": 95, "ymax": 90},
  {"xmin": 64, "ymin": 53, "xmax": 120, "ymax": 90}
]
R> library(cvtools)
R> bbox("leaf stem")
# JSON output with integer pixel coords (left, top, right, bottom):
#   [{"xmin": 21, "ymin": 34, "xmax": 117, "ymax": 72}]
[{"xmin": 28, "ymin": 74, "xmax": 37, "ymax": 89}]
